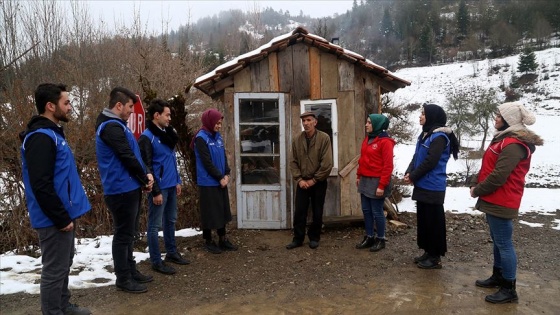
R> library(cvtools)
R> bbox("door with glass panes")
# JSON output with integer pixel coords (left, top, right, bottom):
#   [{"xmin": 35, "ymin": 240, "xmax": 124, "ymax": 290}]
[{"xmin": 234, "ymin": 93, "xmax": 286, "ymax": 229}]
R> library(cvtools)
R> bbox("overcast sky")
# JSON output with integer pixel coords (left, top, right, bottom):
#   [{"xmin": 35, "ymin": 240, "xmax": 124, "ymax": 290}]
[{"xmin": 79, "ymin": 1, "xmax": 354, "ymax": 34}]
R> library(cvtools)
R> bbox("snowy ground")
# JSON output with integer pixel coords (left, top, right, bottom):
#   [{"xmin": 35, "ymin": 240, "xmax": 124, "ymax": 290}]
[{"xmin": 2, "ymin": 48, "xmax": 560, "ymax": 296}]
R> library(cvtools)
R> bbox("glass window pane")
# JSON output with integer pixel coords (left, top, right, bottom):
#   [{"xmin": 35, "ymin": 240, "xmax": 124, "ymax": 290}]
[
  {"xmin": 240, "ymin": 125, "xmax": 279, "ymax": 154},
  {"xmin": 304, "ymin": 103, "xmax": 333, "ymax": 144},
  {"xmin": 240, "ymin": 99, "xmax": 279, "ymax": 123},
  {"xmin": 241, "ymin": 156, "xmax": 280, "ymax": 184}
]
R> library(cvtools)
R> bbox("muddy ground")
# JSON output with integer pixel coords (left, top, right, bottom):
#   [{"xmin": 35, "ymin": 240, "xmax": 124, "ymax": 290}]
[{"xmin": 1, "ymin": 211, "xmax": 559, "ymax": 315}]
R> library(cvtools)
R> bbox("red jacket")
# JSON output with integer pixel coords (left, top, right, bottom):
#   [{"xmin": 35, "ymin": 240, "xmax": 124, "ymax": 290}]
[
  {"xmin": 357, "ymin": 135, "xmax": 395, "ymax": 191},
  {"xmin": 478, "ymin": 137, "xmax": 531, "ymax": 209}
]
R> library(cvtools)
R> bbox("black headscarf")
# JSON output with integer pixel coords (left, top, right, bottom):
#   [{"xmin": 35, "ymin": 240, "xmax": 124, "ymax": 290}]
[
  {"xmin": 422, "ymin": 104, "xmax": 447, "ymax": 134},
  {"xmin": 422, "ymin": 104, "xmax": 460, "ymax": 160}
]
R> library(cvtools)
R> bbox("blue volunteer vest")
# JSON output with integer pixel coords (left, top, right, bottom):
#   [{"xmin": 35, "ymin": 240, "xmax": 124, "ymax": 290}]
[
  {"xmin": 22, "ymin": 129, "xmax": 91, "ymax": 228},
  {"xmin": 96, "ymin": 119, "xmax": 145, "ymax": 195},
  {"xmin": 141, "ymin": 129, "xmax": 181, "ymax": 189},
  {"xmin": 413, "ymin": 132, "xmax": 450, "ymax": 191},
  {"xmin": 194, "ymin": 130, "xmax": 226, "ymax": 187}
]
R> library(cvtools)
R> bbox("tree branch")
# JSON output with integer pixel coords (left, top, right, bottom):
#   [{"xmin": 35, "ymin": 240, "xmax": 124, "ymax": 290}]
[{"xmin": 0, "ymin": 42, "xmax": 40, "ymax": 72}]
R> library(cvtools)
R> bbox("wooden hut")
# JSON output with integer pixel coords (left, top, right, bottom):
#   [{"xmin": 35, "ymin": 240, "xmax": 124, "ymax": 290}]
[{"xmin": 193, "ymin": 27, "xmax": 410, "ymax": 229}]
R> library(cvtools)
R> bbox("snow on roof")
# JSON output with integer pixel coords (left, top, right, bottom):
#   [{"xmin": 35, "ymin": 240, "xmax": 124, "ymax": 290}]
[{"xmin": 194, "ymin": 27, "xmax": 410, "ymax": 95}]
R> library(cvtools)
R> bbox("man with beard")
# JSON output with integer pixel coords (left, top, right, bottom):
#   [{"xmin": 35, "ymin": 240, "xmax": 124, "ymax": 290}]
[
  {"xmin": 139, "ymin": 99, "xmax": 189, "ymax": 275},
  {"xmin": 20, "ymin": 83, "xmax": 92, "ymax": 314},
  {"xmin": 95, "ymin": 87, "xmax": 154, "ymax": 293}
]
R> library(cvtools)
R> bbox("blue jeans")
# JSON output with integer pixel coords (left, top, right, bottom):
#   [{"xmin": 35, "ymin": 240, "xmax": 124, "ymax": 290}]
[
  {"xmin": 360, "ymin": 194, "xmax": 386, "ymax": 239},
  {"xmin": 147, "ymin": 186, "xmax": 178, "ymax": 264},
  {"xmin": 486, "ymin": 213, "xmax": 517, "ymax": 280}
]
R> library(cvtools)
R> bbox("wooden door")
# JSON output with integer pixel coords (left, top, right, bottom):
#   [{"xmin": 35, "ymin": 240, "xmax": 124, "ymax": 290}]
[{"xmin": 235, "ymin": 93, "xmax": 287, "ymax": 229}]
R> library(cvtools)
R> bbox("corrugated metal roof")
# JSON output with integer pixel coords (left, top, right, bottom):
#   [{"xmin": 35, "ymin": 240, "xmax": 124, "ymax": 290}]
[{"xmin": 194, "ymin": 26, "xmax": 410, "ymax": 96}]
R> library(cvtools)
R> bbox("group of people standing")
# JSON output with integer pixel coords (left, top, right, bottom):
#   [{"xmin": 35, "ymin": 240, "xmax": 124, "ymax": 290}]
[
  {"xmin": 20, "ymin": 82, "xmax": 542, "ymax": 314},
  {"xmin": 20, "ymin": 84, "xmax": 236, "ymax": 314},
  {"xmin": 352, "ymin": 102, "xmax": 541, "ymax": 305},
  {"xmin": 286, "ymin": 102, "xmax": 542, "ymax": 305}
]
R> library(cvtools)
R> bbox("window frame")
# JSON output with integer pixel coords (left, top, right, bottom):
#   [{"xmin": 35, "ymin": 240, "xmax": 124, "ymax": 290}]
[{"xmin": 300, "ymin": 99, "xmax": 338, "ymax": 176}]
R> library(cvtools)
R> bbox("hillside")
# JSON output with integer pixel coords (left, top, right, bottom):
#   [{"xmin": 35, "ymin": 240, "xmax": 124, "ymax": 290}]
[{"xmin": 389, "ymin": 47, "xmax": 560, "ymax": 188}]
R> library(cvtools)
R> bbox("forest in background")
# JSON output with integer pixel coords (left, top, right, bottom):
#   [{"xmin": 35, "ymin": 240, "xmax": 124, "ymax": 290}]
[{"xmin": 1, "ymin": 0, "xmax": 559, "ymax": 253}]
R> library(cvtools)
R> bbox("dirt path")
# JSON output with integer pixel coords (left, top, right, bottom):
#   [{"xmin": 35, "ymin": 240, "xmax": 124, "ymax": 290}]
[{"xmin": 2, "ymin": 212, "xmax": 559, "ymax": 314}]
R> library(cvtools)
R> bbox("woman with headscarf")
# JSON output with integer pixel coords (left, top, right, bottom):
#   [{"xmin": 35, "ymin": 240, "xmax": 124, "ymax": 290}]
[
  {"xmin": 191, "ymin": 108, "xmax": 237, "ymax": 254},
  {"xmin": 404, "ymin": 104, "xmax": 459, "ymax": 269},
  {"xmin": 355, "ymin": 114, "xmax": 395, "ymax": 252},
  {"xmin": 470, "ymin": 102, "xmax": 543, "ymax": 304}
]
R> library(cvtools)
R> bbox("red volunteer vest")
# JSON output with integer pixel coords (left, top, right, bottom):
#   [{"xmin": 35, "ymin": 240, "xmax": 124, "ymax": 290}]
[{"xmin": 478, "ymin": 137, "xmax": 531, "ymax": 209}]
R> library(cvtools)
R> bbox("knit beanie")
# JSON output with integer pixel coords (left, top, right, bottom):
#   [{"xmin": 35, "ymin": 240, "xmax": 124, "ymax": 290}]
[{"xmin": 498, "ymin": 102, "xmax": 536, "ymax": 126}]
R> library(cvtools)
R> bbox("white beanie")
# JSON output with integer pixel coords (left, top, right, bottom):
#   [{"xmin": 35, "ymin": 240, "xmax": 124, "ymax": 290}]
[{"xmin": 498, "ymin": 102, "xmax": 536, "ymax": 126}]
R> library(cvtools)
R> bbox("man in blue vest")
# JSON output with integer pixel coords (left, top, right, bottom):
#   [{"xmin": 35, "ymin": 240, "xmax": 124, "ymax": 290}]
[
  {"xmin": 95, "ymin": 87, "xmax": 154, "ymax": 293},
  {"xmin": 20, "ymin": 83, "xmax": 92, "ymax": 315},
  {"xmin": 139, "ymin": 99, "xmax": 189, "ymax": 275}
]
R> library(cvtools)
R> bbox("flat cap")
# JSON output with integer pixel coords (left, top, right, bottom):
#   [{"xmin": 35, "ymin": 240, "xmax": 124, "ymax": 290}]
[{"xmin": 300, "ymin": 111, "xmax": 316, "ymax": 119}]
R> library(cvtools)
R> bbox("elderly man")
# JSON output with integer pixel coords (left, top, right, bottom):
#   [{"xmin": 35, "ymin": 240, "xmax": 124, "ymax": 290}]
[{"xmin": 286, "ymin": 111, "xmax": 333, "ymax": 250}]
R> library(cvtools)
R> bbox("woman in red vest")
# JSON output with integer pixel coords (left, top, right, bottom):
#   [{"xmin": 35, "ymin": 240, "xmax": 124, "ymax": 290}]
[{"xmin": 470, "ymin": 102, "xmax": 543, "ymax": 304}]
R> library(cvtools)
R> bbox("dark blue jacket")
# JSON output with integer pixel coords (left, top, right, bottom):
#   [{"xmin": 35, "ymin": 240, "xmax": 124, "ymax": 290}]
[
  {"xmin": 194, "ymin": 130, "xmax": 226, "ymax": 186},
  {"xmin": 96, "ymin": 115, "xmax": 146, "ymax": 195},
  {"xmin": 21, "ymin": 117, "xmax": 91, "ymax": 228},
  {"xmin": 139, "ymin": 128, "xmax": 181, "ymax": 193}
]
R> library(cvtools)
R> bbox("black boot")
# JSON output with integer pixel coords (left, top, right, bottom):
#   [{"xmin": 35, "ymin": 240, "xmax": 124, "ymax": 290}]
[
  {"xmin": 413, "ymin": 251, "xmax": 429, "ymax": 263},
  {"xmin": 204, "ymin": 239, "xmax": 222, "ymax": 254},
  {"xmin": 369, "ymin": 238, "xmax": 386, "ymax": 252},
  {"xmin": 355, "ymin": 236, "xmax": 375, "ymax": 249},
  {"xmin": 485, "ymin": 279, "xmax": 518, "ymax": 304},
  {"xmin": 476, "ymin": 267, "xmax": 503, "ymax": 288},
  {"xmin": 417, "ymin": 255, "xmax": 442, "ymax": 269},
  {"xmin": 219, "ymin": 236, "xmax": 238, "ymax": 251}
]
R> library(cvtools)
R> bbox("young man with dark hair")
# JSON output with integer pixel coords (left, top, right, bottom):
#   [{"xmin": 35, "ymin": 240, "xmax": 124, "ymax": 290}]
[
  {"xmin": 95, "ymin": 86, "xmax": 154, "ymax": 293},
  {"xmin": 20, "ymin": 83, "xmax": 92, "ymax": 314},
  {"xmin": 139, "ymin": 99, "xmax": 189, "ymax": 275}
]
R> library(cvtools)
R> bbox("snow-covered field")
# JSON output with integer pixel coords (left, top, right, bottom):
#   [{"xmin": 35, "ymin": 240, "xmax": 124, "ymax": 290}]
[{"xmin": 1, "ymin": 48, "xmax": 559, "ymax": 296}]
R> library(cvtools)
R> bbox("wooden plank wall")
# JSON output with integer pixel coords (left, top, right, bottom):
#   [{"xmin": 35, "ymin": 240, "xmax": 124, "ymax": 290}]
[
  {"xmin": 221, "ymin": 88, "xmax": 238, "ymax": 217},
  {"xmin": 234, "ymin": 67, "xmax": 251, "ymax": 92},
  {"xmin": 292, "ymin": 44, "xmax": 310, "ymax": 102},
  {"xmin": 363, "ymin": 71, "xmax": 378, "ymax": 114},
  {"xmin": 309, "ymin": 46, "xmax": 321, "ymax": 100},
  {"xmin": 337, "ymin": 90, "xmax": 355, "ymax": 217},
  {"xmin": 321, "ymin": 53, "xmax": 338, "ymax": 99},
  {"xmin": 338, "ymin": 61, "xmax": 354, "ymax": 91},
  {"xmin": 268, "ymin": 52, "xmax": 279, "ymax": 91},
  {"xmin": 249, "ymin": 59, "xmax": 271, "ymax": 92},
  {"xmin": 278, "ymin": 46, "xmax": 293, "ymax": 93}
]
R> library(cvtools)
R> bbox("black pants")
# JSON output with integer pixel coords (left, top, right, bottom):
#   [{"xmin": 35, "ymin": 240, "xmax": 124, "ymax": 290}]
[
  {"xmin": 416, "ymin": 201, "xmax": 447, "ymax": 257},
  {"xmin": 293, "ymin": 180, "xmax": 328, "ymax": 243},
  {"xmin": 37, "ymin": 224, "xmax": 74, "ymax": 314},
  {"xmin": 202, "ymin": 227, "xmax": 226, "ymax": 241},
  {"xmin": 105, "ymin": 189, "xmax": 141, "ymax": 283}
]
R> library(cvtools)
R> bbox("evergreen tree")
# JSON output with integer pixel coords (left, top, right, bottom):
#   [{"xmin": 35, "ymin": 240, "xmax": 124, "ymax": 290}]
[
  {"xmin": 418, "ymin": 24, "xmax": 435, "ymax": 63},
  {"xmin": 457, "ymin": 0, "xmax": 470, "ymax": 38},
  {"xmin": 518, "ymin": 48, "xmax": 538, "ymax": 74},
  {"xmin": 380, "ymin": 7, "xmax": 393, "ymax": 38}
]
